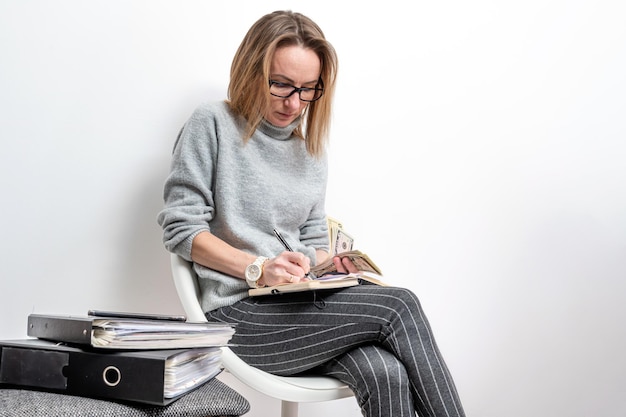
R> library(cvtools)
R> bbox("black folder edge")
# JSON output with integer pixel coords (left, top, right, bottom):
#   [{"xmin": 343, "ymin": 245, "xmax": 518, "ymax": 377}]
[
  {"xmin": 0, "ymin": 339, "xmax": 223, "ymax": 406},
  {"xmin": 27, "ymin": 314, "xmax": 95, "ymax": 345}
]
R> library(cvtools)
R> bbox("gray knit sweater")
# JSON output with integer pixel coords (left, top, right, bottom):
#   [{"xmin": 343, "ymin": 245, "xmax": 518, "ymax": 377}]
[{"xmin": 157, "ymin": 101, "xmax": 329, "ymax": 312}]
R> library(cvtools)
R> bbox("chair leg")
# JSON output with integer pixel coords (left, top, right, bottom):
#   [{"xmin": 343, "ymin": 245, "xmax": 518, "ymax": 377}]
[{"xmin": 281, "ymin": 400, "xmax": 298, "ymax": 417}]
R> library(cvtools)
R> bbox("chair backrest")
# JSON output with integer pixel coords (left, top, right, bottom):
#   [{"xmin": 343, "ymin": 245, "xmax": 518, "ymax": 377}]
[
  {"xmin": 169, "ymin": 252, "xmax": 354, "ymax": 407},
  {"xmin": 170, "ymin": 253, "xmax": 208, "ymax": 323}
]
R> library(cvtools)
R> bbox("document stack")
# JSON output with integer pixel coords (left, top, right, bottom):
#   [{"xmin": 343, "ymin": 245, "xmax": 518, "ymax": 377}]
[{"xmin": 0, "ymin": 312, "xmax": 235, "ymax": 405}]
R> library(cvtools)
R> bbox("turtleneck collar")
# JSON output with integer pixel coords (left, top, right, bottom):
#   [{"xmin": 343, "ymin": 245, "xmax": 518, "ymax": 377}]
[{"xmin": 258, "ymin": 117, "xmax": 301, "ymax": 141}]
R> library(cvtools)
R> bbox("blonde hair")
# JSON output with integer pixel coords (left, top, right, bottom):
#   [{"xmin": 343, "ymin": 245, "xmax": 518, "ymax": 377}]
[{"xmin": 227, "ymin": 10, "xmax": 338, "ymax": 158}]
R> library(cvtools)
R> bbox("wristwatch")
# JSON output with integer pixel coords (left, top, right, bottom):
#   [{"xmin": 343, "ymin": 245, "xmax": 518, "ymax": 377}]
[{"xmin": 245, "ymin": 256, "xmax": 269, "ymax": 288}]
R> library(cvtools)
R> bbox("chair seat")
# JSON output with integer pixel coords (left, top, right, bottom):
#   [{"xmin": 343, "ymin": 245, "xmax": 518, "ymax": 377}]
[
  {"xmin": 170, "ymin": 252, "xmax": 355, "ymax": 417},
  {"xmin": 221, "ymin": 347, "xmax": 352, "ymax": 403},
  {"xmin": 0, "ymin": 377, "xmax": 250, "ymax": 417}
]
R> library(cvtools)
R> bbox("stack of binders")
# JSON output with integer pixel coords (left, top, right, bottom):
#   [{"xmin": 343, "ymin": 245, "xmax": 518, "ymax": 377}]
[{"xmin": 0, "ymin": 312, "xmax": 236, "ymax": 405}]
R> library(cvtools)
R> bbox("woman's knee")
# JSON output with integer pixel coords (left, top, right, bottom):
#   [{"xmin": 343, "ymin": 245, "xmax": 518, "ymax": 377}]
[
  {"xmin": 361, "ymin": 345, "xmax": 410, "ymax": 387},
  {"xmin": 350, "ymin": 346, "xmax": 413, "ymax": 417},
  {"xmin": 332, "ymin": 346, "xmax": 408, "ymax": 397}
]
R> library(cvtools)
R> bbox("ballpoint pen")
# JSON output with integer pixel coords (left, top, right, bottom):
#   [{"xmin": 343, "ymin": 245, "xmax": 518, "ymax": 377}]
[
  {"xmin": 273, "ymin": 228, "xmax": 315, "ymax": 279},
  {"xmin": 273, "ymin": 228, "xmax": 294, "ymax": 252}
]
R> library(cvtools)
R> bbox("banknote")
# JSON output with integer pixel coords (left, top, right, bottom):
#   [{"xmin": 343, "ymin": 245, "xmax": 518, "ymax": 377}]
[
  {"xmin": 327, "ymin": 216, "xmax": 343, "ymax": 254},
  {"xmin": 311, "ymin": 250, "xmax": 382, "ymax": 277},
  {"xmin": 334, "ymin": 229, "xmax": 354, "ymax": 255}
]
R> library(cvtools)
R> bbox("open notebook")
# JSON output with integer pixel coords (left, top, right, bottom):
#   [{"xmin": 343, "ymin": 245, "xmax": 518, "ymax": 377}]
[{"xmin": 249, "ymin": 273, "xmax": 386, "ymax": 296}]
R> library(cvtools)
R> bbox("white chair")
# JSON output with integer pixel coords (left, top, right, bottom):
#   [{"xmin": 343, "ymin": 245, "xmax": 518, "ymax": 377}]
[{"xmin": 170, "ymin": 253, "xmax": 354, "ymax": 417}]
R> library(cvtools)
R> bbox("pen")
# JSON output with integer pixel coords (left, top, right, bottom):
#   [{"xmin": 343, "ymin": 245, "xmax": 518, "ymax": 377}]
[
  {"xmin": 273, "ymin": 228, "xmax": 294, "ymax": 252},
  {"xmin": 273, "ymin": 229, "xmax": 314, "ymax": 279}
]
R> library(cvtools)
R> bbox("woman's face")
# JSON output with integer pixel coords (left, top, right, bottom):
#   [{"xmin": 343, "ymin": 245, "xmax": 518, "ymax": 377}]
[{"xmin": 264, "ymin": 45, "xmax": 321, "ymax": 127}]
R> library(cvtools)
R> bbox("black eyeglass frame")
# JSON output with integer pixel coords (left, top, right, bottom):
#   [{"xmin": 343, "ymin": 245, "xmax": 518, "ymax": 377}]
[{"xmin": 268, "ymin": 78, "xmax": 325, "ymax": 102}]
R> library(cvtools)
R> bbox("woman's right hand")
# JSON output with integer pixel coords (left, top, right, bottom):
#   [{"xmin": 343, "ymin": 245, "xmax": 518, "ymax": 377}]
[{"xmin": 261, "ymin": 251, "xmax": 311, "ymax": 286}]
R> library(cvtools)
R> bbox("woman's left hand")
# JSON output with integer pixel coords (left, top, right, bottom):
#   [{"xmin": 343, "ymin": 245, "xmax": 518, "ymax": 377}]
[{"xmin": 332, "ymin": 256, "xmax": 359, "ymax": 274}]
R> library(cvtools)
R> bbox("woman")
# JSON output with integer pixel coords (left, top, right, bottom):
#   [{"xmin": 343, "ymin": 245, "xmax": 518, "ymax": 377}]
[{"xmin": 158, "ymin": 10, "xmax": 466, "ymax": 417}]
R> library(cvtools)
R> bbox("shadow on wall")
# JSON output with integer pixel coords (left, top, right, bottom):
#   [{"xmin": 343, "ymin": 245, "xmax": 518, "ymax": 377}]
[
  {"xmin": 109, "ymin": 89, "xmax": 225, "ymax": 315},
  {"xmin": 112, "ymin": 154, "xmax": 184, "ymax": 315}
]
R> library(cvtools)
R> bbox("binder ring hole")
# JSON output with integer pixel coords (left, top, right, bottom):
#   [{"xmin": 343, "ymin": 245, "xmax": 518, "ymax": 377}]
[{"xmin": 103, "ymin": 366, "xmax": 121, "ymax": 386}]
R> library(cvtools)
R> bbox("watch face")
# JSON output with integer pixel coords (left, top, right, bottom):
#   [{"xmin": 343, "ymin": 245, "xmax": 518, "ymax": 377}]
[{"xmin": 246, "ymin": 264, "xmax": 261, "ymax": 281}]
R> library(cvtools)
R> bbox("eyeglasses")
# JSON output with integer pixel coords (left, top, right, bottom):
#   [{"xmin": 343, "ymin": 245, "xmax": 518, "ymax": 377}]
[{"xmin": 269, "ymin": 79, "xmax": 324, "ymax": 102}]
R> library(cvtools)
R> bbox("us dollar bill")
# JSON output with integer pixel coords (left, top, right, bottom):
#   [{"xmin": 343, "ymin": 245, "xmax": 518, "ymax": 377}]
[
  {"xmin": 334, "ymin": 229, "xmax": 354, "ymax": 255},
  {"xmin": 311, "ymin": 250, "xmax": 382, "ymax": 277},
  {"xmin": 327, "ymin": 217, "xmax": 343, "ymax": 254}
]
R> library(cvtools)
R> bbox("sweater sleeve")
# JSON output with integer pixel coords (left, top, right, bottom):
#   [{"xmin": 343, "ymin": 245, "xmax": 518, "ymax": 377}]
[{"xmin": 157, "ymin": 105, "xmax": 218, "ymax": 260}]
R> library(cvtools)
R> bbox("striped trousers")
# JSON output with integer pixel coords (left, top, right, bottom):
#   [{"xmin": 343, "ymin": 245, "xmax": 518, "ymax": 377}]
[{"xmin": 206, "ymin": 285, "xmax": 466, "ymax": 417}]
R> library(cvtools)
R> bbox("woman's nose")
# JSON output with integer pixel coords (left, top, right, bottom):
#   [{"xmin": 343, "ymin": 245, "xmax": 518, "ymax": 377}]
[{"xmin": 284, "ymin": 93, "xmax": 301, "ymax": 108}]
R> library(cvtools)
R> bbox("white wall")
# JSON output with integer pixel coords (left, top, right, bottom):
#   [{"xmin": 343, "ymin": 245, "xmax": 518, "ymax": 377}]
[{"xmin": 1, "ymin": 1, "xmax": 625, "ymax": 416}]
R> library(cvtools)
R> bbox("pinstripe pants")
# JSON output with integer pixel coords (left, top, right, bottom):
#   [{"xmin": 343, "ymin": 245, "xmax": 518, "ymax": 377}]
[{"xmin": 206, "ymin": 285, "xmax": 466, "ymax": 417}]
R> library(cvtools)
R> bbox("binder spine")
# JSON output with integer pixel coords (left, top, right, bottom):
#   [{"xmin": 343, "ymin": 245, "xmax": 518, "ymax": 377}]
[
  {"xmin": 68, "ymin": 352, "xmax": 166, "ymax": 405},
  {"xmin": 27, "ymin": 315, "xmax": 93, "ymax": 345},
  {"xmin": 0, "ymin": 347, "xmax": 69, "ymax": 390},
  {"xmin": 0, "ymin": 342, "xmax": 170, "ymax": 405}
]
